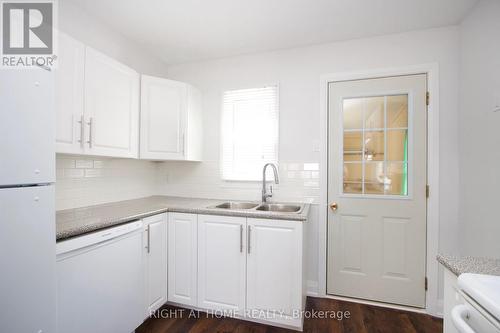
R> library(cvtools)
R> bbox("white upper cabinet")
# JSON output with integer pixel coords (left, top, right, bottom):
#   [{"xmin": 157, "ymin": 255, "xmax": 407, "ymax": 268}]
[
  {"xmin": 140, "ymin": 75, "xmax": 202, "ymax": 161},
  {"xmin": 85, "ymin": 47, "xmax": 140, "ymax": 158},
  {"xmin": 197, "ymin": 215, "xmax": 246, "ymax": 312},
  {"xmin": 55, "ymin": 35, "xmax": 140, "ymax": 158},
  {"xmin": 55, "ymin": 32, "xmax": 85, "ymax": 155},
  {"xmin": 55, "ymin": 34, "xmax": 201, "ymax": 160}
]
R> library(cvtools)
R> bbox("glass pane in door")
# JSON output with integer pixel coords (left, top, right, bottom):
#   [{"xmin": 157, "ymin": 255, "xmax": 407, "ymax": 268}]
[
  {"xmin": 364, "ymin": 97, "xmax": 384, "ymax": 129},
  {"xmin": 387, "ymin": 95, "xmax": 408, "ymax": 128},
  {"xmin": 341, "ymin": 94, "xmax": 409, "ymax": 196},
  {"xmin": 343, "ymin": 163, "xmax": 362, "ymax": 194},
  {"xmin": 343, "ymin": 98, "xmax": 363, "ymax": 130},
  {"xmin": 364, "ymin": 162, "xmax": 385, "ymax": 194},
  {"xmin": 386, "ymin": 162, "xmax": 408, "ymax": 195},
  {"xmin": 364, "ymin": 131, "xmax": 384, "ymax": 161},
  {"xmin": 387, "ymin": 130, "xmax": 408, "ymax": 161},
  {"xmin": 343, "ymin": 131, "xmax": 363, "ymax": 161}
]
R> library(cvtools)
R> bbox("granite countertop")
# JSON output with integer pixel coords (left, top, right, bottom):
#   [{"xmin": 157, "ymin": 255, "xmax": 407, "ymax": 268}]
[
  {"xmin": 437, "ymin": 254, "xmax": 500, "ymax": 276},
  {"xmin": 56, "ymin": 196, "xmax": 311, "ymax": 241}
]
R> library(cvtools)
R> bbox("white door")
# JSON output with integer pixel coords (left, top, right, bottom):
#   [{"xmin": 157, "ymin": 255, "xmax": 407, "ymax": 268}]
[
  {"xmin": 167, "ymin": 213, "xmax": 197, "ymax": 306},
  {"xmin": 246, "ymin": 218, "xmax": 303, "ymax": 323},
  {"xmin": 0, "ymin": 68, "xmax": 55, "ymax": 185},
  {"xmin": 0, "ymin": 186, "xmax": 56, "ymax": 333},
  {"xmin": 140, "ymin": 75, "xmax": 187, "ymax": 160},
  {"xmin": 144, "ymin": 214, "xmax": 167, "ymax": 314},
  {"xmin": 55, "ymin": 32, "xmax": 85, "ymax": 154},
  {"xmin": 198, "ymin": 215, "xmax": 246, "ymax": 312},
  {"xmin": 85, "ymin": 47, "xmax": 139, "ymax": 158},
  {"xmin": 327, "ymin": 74, "xmax": 427, "ymax": 307}
]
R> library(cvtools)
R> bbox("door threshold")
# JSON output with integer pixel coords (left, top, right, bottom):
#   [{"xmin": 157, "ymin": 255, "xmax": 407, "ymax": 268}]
[{"xmin": 322, "ymin": 294, "xmax": 434, "ymax": 316}]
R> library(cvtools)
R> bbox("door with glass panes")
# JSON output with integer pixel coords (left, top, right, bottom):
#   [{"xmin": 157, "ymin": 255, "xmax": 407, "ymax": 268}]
[{"xmin": 327, "ymin": 74, "xmax": 427, "ymax": 308}]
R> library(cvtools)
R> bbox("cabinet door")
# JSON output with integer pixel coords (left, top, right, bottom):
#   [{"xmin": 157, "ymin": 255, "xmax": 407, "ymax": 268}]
[
  {"xmin": 198, "ymin": 215, "xmax": 246, "ymax": 312},
  {"xmin": 144, "ymin": 214, "xmax": 167, "ymax": 314},
  {"xmin": 246, "ymin": 218, "xmax": 303, "ymax": 324},
  {"xmin": 167, "ymin": 213, "xmax": 197, "ymax": 306},
  {"xmin": 85, "ymin": 47, "xmax": 139, "ymax": 158},
  {"xmin": 140, "ymin": 75, "xmax": 187, "ymax": 160},
  {"xmin": 55, "ymin": 32, "xmax": 85, "ymax": 154}
]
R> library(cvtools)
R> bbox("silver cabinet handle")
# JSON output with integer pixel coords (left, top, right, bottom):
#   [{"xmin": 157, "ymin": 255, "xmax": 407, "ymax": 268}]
[
  {"xmin": 240, "ymin": 225, "xmax": 243, "ymax": 253},
  {"xmin": 147, "ymin": 225, "xmax": 151, "ymax": 254},
  {"xmin": 247, "ymin": 225, "xmax": 251, "ymax": 254},
  {"xmin": 87, "ymin": 117, "xmax": 93, "ymax": 148},
  {"xmin": 77, "ymin": 115, "xmax": 85, "ymax": 148}
]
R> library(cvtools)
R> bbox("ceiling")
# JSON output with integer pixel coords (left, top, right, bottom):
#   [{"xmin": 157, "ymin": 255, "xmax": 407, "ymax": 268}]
[{"xmin": 67, "ymin": 0, "xmax": 478, "ymax": 65}]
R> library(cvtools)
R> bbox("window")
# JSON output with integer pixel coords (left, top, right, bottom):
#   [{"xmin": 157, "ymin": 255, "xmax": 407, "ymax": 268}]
[{"xmin": 221, "ymin": 85, "xmax": 279, "ymax": 181}]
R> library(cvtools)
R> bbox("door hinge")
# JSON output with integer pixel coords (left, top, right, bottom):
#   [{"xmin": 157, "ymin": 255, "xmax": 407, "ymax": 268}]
[
  {"xmin": 426, "ymin": 92, "xmax": 430, "ymax": 106},
  {"xmin": 426, "ymin": 185, "xmax": 430, "ymax": 198},
  {"xmin": 425, "ymin": 277, "xmax": 428, "ymax": 291}
]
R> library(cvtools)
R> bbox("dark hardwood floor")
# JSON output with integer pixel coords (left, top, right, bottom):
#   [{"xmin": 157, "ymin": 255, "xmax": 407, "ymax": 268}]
[{"xmin": 136, "ymin": 297, "xmax": 443, "ymax": 333}]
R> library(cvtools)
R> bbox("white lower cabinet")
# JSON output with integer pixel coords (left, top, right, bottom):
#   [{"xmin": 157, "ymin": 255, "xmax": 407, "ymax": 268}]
[
  {"xmin": 197, "ymin": 215, "xmax": 246, "ymax": 312},
  {"xmin": 161, "ymin": 213, "xmax": 304, "ymax": 330},
  {"xmin": 246, "ymin": 218, "xmax": 304, "ymax": 328},
  {"xmin": 143, "ymin": 213, "xmax": 167, "ymax": 315},
  {"xmin": 167, "ymin": 212, "xmax": 198, "ymax": 306}
]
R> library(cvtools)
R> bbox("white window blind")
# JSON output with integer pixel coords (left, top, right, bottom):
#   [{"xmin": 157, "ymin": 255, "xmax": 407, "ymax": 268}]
[{"xmin": 221, "ymin": 85, "xmax": 279, "ymax": 181}]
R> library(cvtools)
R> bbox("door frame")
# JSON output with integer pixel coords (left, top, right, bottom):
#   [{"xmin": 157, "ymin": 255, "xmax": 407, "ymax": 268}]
[{"xmin": 318, "ymin": 63, "xmax": 441, "ymax": 316}]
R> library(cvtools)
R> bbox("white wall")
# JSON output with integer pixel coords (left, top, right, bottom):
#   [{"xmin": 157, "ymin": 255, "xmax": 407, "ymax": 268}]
[
  {"xmin": 458, "ymin": 0, "xmax": 500, "ymax": 257},
  {"xmin": 58, "ymin": 1, "xmax": 169, "ymax": 76},
  {"xmin": 159, "ymin": 26, "xmax": 462, "ymax": 294}
]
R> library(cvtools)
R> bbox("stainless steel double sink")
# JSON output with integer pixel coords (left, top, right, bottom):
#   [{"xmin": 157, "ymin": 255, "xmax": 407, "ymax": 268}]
[{"xmin": 211, "ymin": 201, "xmax": 303, "ymax": 213}]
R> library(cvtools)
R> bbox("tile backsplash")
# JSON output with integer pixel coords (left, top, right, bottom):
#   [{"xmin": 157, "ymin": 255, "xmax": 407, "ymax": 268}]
[
  {"xmin": 56, "ymin": 155, "xmax": 158, "ymax": 210},
  {"xmin": 56, "ymin": 155, "xmax": 320, "ymax": 210},
  {"xmin": 155, "ymin": 160, "xmax": 320, "ymax": 204}
]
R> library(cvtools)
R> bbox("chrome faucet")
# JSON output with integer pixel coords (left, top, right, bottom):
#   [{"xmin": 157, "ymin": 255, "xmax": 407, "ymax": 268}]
[{"xmin": 262, "ymin": 163, "xmax": 280, "ymax": 203}]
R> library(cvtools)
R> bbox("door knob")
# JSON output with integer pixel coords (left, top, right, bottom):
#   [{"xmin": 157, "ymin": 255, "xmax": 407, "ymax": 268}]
[{"xmin": 330, "ymin": 202, "xmax": 338, "ymax": 211}]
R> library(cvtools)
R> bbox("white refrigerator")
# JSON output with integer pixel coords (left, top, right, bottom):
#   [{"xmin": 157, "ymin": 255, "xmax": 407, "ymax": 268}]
[{"xmin": 0, "ymin": 68, "xmax": 56, "ymax": 333}]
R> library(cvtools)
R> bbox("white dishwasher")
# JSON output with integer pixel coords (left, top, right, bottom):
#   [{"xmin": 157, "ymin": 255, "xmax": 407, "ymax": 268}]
[{"xmin": 56, "ymin": 220, "xmax": 145, "ymax": 333}]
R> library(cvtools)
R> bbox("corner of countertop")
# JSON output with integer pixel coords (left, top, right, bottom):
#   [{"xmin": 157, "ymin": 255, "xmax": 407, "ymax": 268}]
[{"xmin": 437, "ymin": 253, "xmax": 500, "ymax": 276}]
